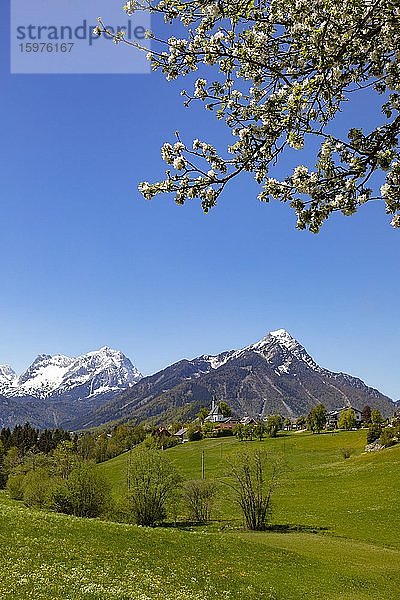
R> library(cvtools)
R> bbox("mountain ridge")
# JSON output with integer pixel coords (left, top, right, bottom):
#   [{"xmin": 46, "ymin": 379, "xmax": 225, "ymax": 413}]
[
  {"xmin": 0, "ymin": 347, "xmax": 142, "ymax": 429},
  {"xmin": 66, "ymin": 329, "xmax": 395, "ymax": 429},
  {"xmin": 1, "ymin": 331, "xmax": 396, "ymax": 430}
]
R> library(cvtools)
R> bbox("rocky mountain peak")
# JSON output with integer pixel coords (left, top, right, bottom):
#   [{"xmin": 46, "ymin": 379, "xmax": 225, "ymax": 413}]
[
  {"xmin": 0, "ymin": 347, "xmax": 142, "ymax": 405},
  {"xmin": 17, "ymin": 354, "xmax": 74, "ymax": 389},
  {"xmin": 246, "ymin": 328, "xmax": 320, "ymax": 373}
]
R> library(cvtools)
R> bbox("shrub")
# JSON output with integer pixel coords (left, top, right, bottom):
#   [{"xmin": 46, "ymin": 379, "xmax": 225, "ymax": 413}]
[
  {"xmin": 254, "ymin": 422, "xmax": 265, "ymax": 441},
  {"xmin": 186, "ymin": 427, "xmax": 203, "ymax": 442},
  {"xmin": 156, "ymin": 434, "xmax": 179, "ymax": 450},
  {"xmin": 233, "ymin": 423, "xmax": 245, "ymax": 441},
  {"xmin": 22, "ymin": 468, "xmax": 53, "ymax": 508},
  {"xmin": 366, "ymin": 425, "xmax": 382, "ymax": 444},
  {"xmin": 127, "ymin": 448, "xmax": 181, "ymax": 526},
  {"xmin": 379, "ymin": 428, "xmax": 395, "ymax": 448},
  {"xmin": 183, "ymin": 479, "xmax": 217, "ymax": 523},
  {"xmin": 393, "ymin": 422, "xmax": 400, "ymax": 439},
  {"xmin": 166, "ymin": 487, "xmax": 183, "ymax": 526},
  {"xmin": 227, "ymin": 450, "xmax": 282, "ymax": 531},
  {"xmin": 66, "ymin": 464, "xmax": 110, "ymax": 518},
  {"xmin": 339, "ymin": 447, "xmax": 354, "ymax": 460},
  {"xmin": 106, "ymin": 494, "xmax": 136, "ymax": 524},
  {"xmin": 202, "ymin": 422, "xmax": 215, "ymax": 437},
  {"xmin": 49, "ymin": 480, "xmax": 73, "ymax": 515},
  {"xmin": 215, "ymin": 428, "xmax": 233, "ymax": 438},
  {"xmin": 6, "ymin": 473, "xmax": 26, "ymax": 500},
  {"xmin": 371, "ymin": 410, "xmax": 385, "ymax": 425},
  {"xmin": 0, "ymin": 468, "xmax": 6, "ymax": 490}
]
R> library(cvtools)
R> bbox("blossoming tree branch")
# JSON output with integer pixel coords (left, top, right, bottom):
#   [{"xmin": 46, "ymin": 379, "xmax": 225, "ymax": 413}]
[{"xmin": 95, "ymin": 0, "xmax": 400, "ymax": 231}]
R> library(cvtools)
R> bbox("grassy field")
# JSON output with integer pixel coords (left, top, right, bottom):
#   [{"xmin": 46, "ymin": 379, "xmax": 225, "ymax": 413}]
[
  {"xmin": 99, "ymin": 429, "xmax": 400, "ymax": 547},
  {"xmin": 1, "ymin": 430, "xmax": 400, "ymax": 599}
]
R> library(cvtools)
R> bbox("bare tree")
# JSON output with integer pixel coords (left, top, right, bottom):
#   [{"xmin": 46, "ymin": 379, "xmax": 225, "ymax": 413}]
[
  {"xmin": 183, "ymin": 479, "xmax": 217, "ymax": 523},
  {"xmin": 226, "ymin": 449, "xmax": 282, "ymax": 531}
]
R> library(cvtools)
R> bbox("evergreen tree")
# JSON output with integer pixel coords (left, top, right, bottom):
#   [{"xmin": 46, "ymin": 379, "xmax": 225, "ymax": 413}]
[{"xmin": 361, "ymin": 405, "xmax": 372, "ymax": 425}]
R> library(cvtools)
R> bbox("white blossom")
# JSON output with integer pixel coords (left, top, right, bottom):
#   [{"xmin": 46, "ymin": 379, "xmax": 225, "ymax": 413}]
[
  {"xmin": 123, "ymin": 1, "xmax": 137, "ymax": 15},
  {"xmin": 173, "ymin": 157, "xmax": 186, "ymax": 170},
  {"xmin": 132, "ymin": 0, "xmax": 400, "ymax": 231},
  {"xmin": 391, "ymin": 215, "xmax": 400, "ymax": 227}
]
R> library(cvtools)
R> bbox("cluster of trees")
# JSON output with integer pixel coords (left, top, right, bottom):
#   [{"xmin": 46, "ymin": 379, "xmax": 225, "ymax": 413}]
[
  {"xmin": 194, "ymin": 401, "xmax": 299, "ymax": 442},
  {"xmin": 125, "ymin": 447, "xmax": 281, "ymax": 531},
  {"xmin": 0, "ymin": 424, "xmax": 71, "ymax": 489},
  {"xmin": 234, "ymin": 422, "xmax": 263, "ymax": 441},
  {"xmin": 365, "ymin": 411, "xmax": 400, "ymax": 447},
  {"xmin": 304, "ymin": 403, "xmax": 399, "ymax": 448},
  {"xmin": 233, "ymin": 416, "xmax": 284, "ymax": 441},
  {"xmin": 190, "ymin": 414, "xmax": 287, "ymax": 442},
  {"xmin": 188, "ymin": 399, "xmax": 330, "ymax": 442},
  {"xmin": 0, "ymin": 422, "xmax": 148, "ymax": 493},
  {"xmin": 1, "ymin": 428, "xmax": 168, "ymax": 519},
  {"xmin": 0, "ymin": 423, "xmax": 71, "ymax": 455},
  {"xmin": 3, "ymin": 431, "xmax": 281, "ymax": 532},
  {"xmin": 5, "ymin": 441, "xmax": 110, "ymax": 518},
  {"xmin": 76, "ymin": 424, "xmax": 147, "ymax": 462}
]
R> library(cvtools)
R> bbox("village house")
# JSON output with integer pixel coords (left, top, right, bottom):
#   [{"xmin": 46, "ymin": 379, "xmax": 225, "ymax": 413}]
[
  {"xmin": 213, "ymin": 418, "xmax": 239, "ymax": 432},
  {"xmin": 240, "ymin": 416, "xmax": 258, "ymax": 426},
  {"xmin": 326, "ymin": 406, "xmax": 362, "ymax": 429},
  {"xmin": 174, "ymin": 427, "xmax": 188, "ymax": 443},
  {"xmin": 153, "ymin": 426, "xmax": 172, "ymax": 438}
]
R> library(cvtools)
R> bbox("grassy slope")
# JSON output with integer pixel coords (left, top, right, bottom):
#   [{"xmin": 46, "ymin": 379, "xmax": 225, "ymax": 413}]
[
  {"xmin": 99, "ymin": 430, "xmax": 400, "ymax": 547},
  {"xmin": 1, "ymin": 493, "xmax": 399, "ymax": 600},
  {"xmin": 1, "ymin": 430, "xmax": 399, "ymax": 599}
]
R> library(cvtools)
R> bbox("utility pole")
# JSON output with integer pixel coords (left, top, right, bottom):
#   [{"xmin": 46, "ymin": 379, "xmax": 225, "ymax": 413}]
[{"xmin": 127, "ymin": 450, "xmax": 131, "ymax": 492}]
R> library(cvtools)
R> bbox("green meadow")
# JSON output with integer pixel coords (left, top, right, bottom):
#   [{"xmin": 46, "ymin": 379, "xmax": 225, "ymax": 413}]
[
  {"xmin": 1, "ymin": 430, "xmax": 400, "ymax": 599},
  {"xmin": 100, "ymin": 429, "xmax": 400, "ymax": 547}
]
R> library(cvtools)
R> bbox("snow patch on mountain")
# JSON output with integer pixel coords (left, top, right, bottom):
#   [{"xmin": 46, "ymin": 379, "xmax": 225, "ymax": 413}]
[
  {"xmin": 201, "ymin": 350, "xmax": 236, "ymax": 371},
  {"xmin": 17, "ymin": 354, "xmax": 75, "ymax": 396},
  {"xmin": 0, "ymin": 365, "xmax": 18, "ymax": 391},
  {"xmin": 250, "ymin": 329, "xmax": 322, "ymax": 372}
]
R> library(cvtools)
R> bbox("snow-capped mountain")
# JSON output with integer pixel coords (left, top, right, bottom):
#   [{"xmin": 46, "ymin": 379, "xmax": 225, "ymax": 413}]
[
  {"xmin": 0, "ymin": 348, "xmax": 142, "ymax": 429},
  {"xmin": 248, "ymin": 328, "xmax": 322, "ymax": 372},
  {"xmin": 72, "ymin": 329, "xmax": 395, "ymax": 429},
  {"xmin": 1, "ymin": 331, "xmax": 395, "ymax": 431},
  {"xmin": 16, "ymin": 354, "xmax": 75, "ymax": 396},
  {"xmin": 200, "ymin": 329, "xmax": 321, "ymax": 375}
]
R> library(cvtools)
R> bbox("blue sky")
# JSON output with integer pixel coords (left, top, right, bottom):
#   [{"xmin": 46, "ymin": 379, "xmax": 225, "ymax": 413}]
[{"xmin": 1, "ymin": 2, "xmax": 399, "ymax": 400}]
